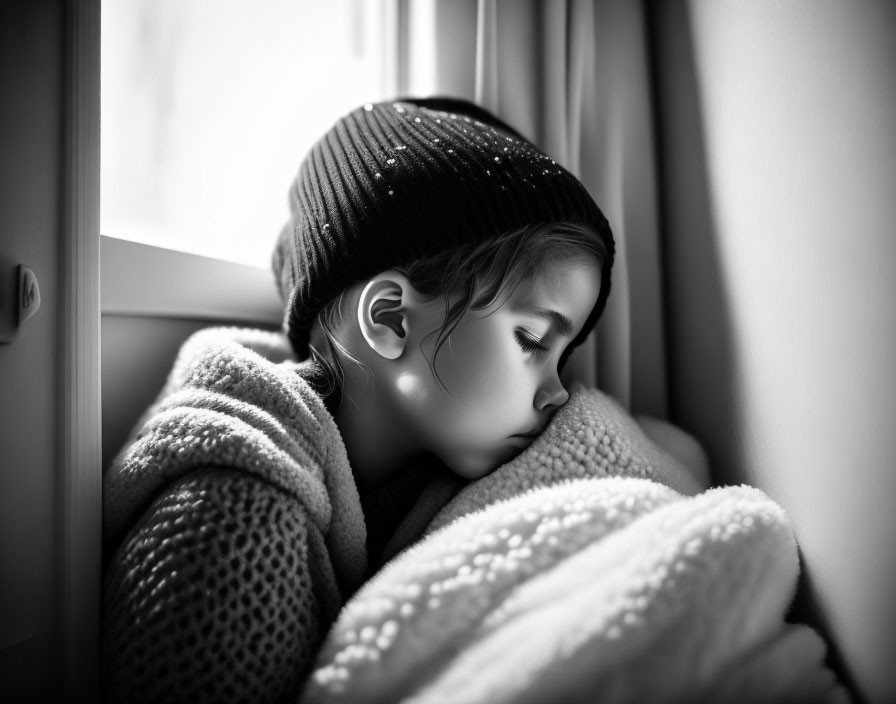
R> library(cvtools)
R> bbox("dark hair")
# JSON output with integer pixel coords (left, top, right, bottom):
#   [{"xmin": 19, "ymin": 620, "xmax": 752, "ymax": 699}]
[{"xmin": 308, "ymin": 221, "xmax": 608, "ymax": 406}]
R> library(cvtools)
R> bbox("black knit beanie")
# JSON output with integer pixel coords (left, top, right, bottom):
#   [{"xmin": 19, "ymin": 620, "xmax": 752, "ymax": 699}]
[{"xmin": 272, "ymin": 97, "xmax": 615, "ymax": 360}]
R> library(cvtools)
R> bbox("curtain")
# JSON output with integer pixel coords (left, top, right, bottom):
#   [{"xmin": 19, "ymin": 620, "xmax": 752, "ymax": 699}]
[{"xmin": 407, "ymin": 0, "xmax": 668, "ymax": 416}]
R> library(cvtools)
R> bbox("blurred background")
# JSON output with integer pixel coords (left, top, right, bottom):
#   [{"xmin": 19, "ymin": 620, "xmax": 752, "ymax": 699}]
[{"xmin": 101, "ymin": 0, "xmax": 400, "ymax": 266}]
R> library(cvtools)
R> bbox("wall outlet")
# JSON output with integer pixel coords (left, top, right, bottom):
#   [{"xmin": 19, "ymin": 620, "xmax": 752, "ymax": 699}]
[
  {"xmin": 0, "ymin": 259, "xmax": 42, "ymax": 344},
  {"xmin": 17, "ymin": 265, "xmax": 41, "ymax": 326}
]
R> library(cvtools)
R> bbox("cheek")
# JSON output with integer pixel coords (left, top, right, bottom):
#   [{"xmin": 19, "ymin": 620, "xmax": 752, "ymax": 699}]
[
  {"xmin": 409, "ymin": 317, "xmax": 535, "ymax": 478},
  {"xmin": 431, "ymin": 318, "xmax": 530, "ymax": 419}
]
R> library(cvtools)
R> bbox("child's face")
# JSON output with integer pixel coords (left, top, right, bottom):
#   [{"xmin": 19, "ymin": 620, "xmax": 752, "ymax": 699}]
[{"xmin": 400, "ymin": 257, "xmax": 602, "ymax": 479}]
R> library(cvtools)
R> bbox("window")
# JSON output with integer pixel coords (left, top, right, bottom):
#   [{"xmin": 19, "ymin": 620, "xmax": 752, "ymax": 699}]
[{"xmin": 101, "ymin": 0, "xmax": 393, "ymax": 268}]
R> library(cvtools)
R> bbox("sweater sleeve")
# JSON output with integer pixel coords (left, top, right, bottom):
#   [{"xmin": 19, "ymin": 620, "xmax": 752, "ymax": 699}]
[{"xmin": 101, "ymin": 467, "xmax": 339, "ymax": 704}]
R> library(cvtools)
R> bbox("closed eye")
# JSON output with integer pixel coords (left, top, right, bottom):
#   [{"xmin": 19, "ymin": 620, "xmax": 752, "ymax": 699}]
[{"xmin": 515, "ymin": 329, "xmax": 549, "ymax": 354}]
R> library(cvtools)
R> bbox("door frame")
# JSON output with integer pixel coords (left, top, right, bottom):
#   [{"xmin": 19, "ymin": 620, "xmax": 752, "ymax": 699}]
[{"xmin": 59, "ymin": 0, "xmax": 101, "ymax": 700}]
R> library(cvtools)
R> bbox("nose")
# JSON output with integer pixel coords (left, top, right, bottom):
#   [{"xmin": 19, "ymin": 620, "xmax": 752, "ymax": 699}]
[{"xmin": 534, "ymin": 374, "xmax": 569, "ymax": 410}]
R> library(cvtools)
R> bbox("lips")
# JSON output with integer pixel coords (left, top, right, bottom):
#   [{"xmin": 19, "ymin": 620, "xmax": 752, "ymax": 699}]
[{"xmin": 513, "ymin": 427, "xmax": 545, "ymax": 439}]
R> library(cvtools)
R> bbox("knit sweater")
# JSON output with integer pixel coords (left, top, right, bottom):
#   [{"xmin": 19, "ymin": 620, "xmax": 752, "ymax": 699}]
[{"xmin": 102, "ymin": 327, "xmax": 392, "ymax": 703}]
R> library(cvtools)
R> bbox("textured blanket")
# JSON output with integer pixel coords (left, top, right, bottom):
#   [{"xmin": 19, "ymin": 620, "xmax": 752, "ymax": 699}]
[{"xmin": 301, "ymin": 389, "xmax": 847, "ymax": 704}]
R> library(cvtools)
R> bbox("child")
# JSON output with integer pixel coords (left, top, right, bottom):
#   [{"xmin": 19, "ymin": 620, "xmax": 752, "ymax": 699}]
[{"xmin": 101, "ymin": 97, "xmax": 614, "ymax": 703}]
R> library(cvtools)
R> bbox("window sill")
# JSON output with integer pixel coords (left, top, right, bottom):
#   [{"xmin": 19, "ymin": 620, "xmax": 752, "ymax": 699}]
[{"xmin": 100, "ymin": 236, "xmax": 282, "ymax": 326}]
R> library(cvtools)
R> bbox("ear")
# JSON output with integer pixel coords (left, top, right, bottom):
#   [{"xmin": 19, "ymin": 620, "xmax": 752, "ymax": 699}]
[{"xmin": 357, "ymin": 271, "xmax": 414, "ymax": 360}]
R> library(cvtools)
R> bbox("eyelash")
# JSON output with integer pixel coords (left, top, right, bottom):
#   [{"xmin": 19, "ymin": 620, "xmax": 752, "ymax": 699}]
[{"xmin": 514, "ymin": 329, "xmax": 549, "ymax": 354}]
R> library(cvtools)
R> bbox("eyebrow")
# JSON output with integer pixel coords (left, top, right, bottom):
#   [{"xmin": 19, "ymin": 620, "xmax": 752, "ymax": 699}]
[{"xmin": 519, "ymin": 304, "xmax": 574, "ymax": 336}]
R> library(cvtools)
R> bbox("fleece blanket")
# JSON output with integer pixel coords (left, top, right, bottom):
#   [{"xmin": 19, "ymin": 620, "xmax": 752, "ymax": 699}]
[{"xmin": 301, "ymin": 388, "xmax": 847, "ymax": 704}]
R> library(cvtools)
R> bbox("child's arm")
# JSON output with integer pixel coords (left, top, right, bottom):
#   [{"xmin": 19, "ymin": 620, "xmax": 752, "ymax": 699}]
[{"xmin": 102, "ymin": 467, "xmax": 339, "ymax": 703}]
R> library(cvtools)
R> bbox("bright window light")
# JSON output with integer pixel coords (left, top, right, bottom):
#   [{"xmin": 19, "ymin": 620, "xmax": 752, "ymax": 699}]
[{"xmin": 101, "ymin": 0, "xmax": 392, "ymax": 268}]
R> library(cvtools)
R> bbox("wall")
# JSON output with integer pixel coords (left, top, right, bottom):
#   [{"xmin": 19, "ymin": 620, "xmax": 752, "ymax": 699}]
[
  {"xmin": 0, "ymin": 0, "xmax": 64, "ymax": 700},
  {"xmin": 651, "ymin": 2, "xmax": 896, "ymax": 701}
]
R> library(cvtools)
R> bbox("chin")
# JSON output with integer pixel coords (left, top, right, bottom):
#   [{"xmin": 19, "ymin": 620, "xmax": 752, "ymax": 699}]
[{"xmin": 444, "ymin": 449, "xmax": 510, "ymax": 480}]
